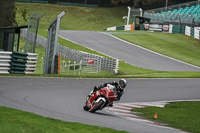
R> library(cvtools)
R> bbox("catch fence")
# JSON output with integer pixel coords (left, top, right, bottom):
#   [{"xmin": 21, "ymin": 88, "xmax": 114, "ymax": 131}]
[{"xmin": 21, "ymin": 29, "xmax": 119, "ymax": 73}]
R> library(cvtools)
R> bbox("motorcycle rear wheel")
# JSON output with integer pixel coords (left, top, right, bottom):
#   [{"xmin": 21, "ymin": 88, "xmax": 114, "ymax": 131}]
[{"xmin": 89, "ymin": 100, "xmax": 105, "ymax": 113}]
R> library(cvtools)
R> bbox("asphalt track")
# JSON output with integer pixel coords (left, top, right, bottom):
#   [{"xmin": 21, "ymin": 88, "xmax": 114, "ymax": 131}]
[
  {"xmin": 59, "ymin": 30, "xmax": 200, "ymax": 72},
  {"xmin": 1, "ymin": 77, "xmax": 200, "ymax": 133}
]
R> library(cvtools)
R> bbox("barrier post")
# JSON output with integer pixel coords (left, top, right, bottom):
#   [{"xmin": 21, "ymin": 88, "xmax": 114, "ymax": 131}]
[
  {"xmin": 131, "ymin": 24, "xmax": 134, "ymax": 31},
  {"xmin": 57, "ymin": 55, "xmax": 60, "ymax": 74}
]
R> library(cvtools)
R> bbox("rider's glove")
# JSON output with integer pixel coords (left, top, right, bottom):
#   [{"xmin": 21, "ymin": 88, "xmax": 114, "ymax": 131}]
[{"xmin": 93, "ymin": 86, "xmax": 98, "ymax": 92}]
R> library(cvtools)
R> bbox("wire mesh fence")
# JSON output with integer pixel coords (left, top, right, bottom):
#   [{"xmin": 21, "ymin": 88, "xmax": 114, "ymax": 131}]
[
  {"xmin": 24, "ymin": 12, "xmax": 44, "ymax": 53},
  {"xmin": 21, "ymin": 29, "xmax": 119, "ymax": 74}
]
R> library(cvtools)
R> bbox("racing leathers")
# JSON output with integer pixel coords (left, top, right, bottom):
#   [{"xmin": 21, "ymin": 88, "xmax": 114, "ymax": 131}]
[{"xmin": 92, "ymin": 81, "xmax": 124, "ymax": 101}]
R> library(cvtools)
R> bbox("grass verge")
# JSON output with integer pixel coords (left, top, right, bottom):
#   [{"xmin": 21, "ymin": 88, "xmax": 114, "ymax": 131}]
[
  {"xmin": 15, "ymin": 2, "xmax": 127, "ymax": 33},
  {"xmin": 13, "ymin": 3, "xmax": 200, "ymax": 78},
  {"xmin": 33, "ymin": 34, "xmax": 200, "ymax": 78},
  {"xmin": 114, "ymin": 31, "xmax": 200, "ymax": 67},
  {"xmin": 118, "ymin": 61, "xmax": 200, "ymax": 78},
  {"xmin": 132, "ymin": 101, "xmax": 200, "ymax": 133},
  {"xmin": 0, "ymin": 106, "xmax": 128, "ymax": 133}
]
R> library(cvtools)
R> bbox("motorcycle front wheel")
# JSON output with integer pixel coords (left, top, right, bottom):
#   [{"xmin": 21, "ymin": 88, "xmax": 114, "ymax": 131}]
[
  {"xmin": 89, "ymin": 100, "xmax": 105, "ymax": 113},
  {"xmin": 83, "ymin": 104, "xmax": 90, "ymax": 111}
]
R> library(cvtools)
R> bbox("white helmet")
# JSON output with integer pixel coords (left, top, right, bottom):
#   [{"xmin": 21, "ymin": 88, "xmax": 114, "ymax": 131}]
[{"xmin": 119, "ymin": 79, "xmax": 127, "ymax": 90}]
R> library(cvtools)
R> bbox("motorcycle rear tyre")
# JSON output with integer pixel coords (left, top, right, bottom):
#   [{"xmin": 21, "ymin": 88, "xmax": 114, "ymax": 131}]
[{"xmin": 90, "ymin": 100, "xmax": 105, "ymax": 113}]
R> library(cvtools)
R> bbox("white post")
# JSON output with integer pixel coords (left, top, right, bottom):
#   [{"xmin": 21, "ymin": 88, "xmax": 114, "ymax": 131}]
[
  {"xmin": 139, "ymin": 8, "xmax": 143, "ymax": 17},
  {"xmin": 68, "ymin": 61, "xmax": 70, "ymax": 74},
  {"xmin": 50, "ymin": 11, "xmax": 65, "ymax": 74},
  {"xmin": 127, "ymin": 6, "xmax": 131, "ymax": 25},
  {"xmin": 99, "ymin": 58, "xmax": 101, "ymax": 74},
  {"xmin": 79, "ymin": 60, "xmax": 82, "ymax": 75},
  {"xmin": 62, "ymin": 60, "xmax": 65, "ymax": 74},
  {"xmin": 41, "ymin": 57, "xmax": 43, "ymax": 72},
  {"xmin": 74, "ymin": 61, "xmax": 76, "ymax": 75}
]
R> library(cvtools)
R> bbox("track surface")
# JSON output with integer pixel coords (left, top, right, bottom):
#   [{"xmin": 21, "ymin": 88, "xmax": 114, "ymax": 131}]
[
  {"xmin": 1, "ymin": 77, "xmax": 200, "ymax": 133},
  {"xmin": 59, "ymin": 30, "xmax": 200, "ymax": 71}
]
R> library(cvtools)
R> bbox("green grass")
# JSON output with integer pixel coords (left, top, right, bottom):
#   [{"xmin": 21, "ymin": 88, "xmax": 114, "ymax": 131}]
[
  {"xmin": 114, "ymin": 31, "xmax": 200, "ymax": 67},
  {"xmin": 58, "ymin": 37, "xmax": 109, "ymax": 58},
  {"xmin": 132, "ymin": 101, "xmax": 200, "ymax": 133},
  {"xmin": 0, "ymin": 106, "xmax": 128, "ymax": 133},
  {"xmin": 118, "ymin": 61, "xmax": 200, "ymax": 78},
  {"xmin": 15, "ymin": 2, "xmax": 127, "ymax": 36},
  {"xmin": 13, "ymin": 2, "xmax": 200, "ymax": 78},
  {"xmin": 2, "ymin": 3, "xmax": 200, "ymax": 133},
  {"xmin": 34, "ymin": 32, "xmax": 200, "ymax": 78}
]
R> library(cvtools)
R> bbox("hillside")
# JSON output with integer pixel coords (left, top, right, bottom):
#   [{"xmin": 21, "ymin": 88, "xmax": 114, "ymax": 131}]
[
  {"xmin": 16, "ymin": 2, "xmax": 127, "ymax": 36},
  {"xmin": 15, "ymin": 2, "xmax": 200, "ymax": 77}
]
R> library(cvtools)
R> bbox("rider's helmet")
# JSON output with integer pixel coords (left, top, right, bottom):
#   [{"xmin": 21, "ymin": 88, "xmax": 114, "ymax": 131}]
[{"xmin": 118, "ymin": 79, "xmax": 127, "ymax": 90}]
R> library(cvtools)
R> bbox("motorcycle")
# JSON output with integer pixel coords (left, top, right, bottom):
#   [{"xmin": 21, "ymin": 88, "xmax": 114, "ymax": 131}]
[{"xmin": 83, "ymin": 84, "xmax": 117, "ymax": 113}]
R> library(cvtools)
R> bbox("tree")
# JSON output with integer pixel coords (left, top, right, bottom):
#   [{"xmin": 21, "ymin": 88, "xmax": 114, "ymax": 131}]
[
  {"xmin": 111, "ymin": 0, "xmax": 130, "ymax": 6},
  {"xmin": 0, "ymin": 0, "xmax": 15, "ymax": 27}
]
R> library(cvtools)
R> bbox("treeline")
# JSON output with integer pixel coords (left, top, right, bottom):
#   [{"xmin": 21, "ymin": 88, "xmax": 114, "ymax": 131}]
[
  {"xmin": 52, "ymin": 0, "xmax": 194, "ymax": 8},
  {"xmin": 0, "ymin": 0, "xmax": 15, "ymax": 27}
]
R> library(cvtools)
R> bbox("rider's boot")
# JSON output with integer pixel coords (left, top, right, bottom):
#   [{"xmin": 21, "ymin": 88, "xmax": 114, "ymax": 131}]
[{"xmin": 108, "ymin": 103, "xmax": 113, "ymax": 107}]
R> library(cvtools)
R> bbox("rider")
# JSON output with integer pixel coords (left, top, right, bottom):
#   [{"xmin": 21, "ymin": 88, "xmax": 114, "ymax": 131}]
[{"xmin": 88, "ymin": 79, "xmax": 127, "ymax": 104}]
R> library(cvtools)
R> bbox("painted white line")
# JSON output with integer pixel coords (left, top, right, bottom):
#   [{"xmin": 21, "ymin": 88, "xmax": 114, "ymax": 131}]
[
  {"xmin": 103, "ymin": 32, "xmax": 200, "ymax": 70},
  {"xmin": 105, "ymin": 99, "xmax": 200, "ymax": 132},
  {"xmin": 111, "ymin": 105, "xmax": 133, "ymax": 109},
  {"xmin": 109, "ymin": 108, "xmax": 131, "ymax": 113},
  {"xmin": 60, "ymin": 31, "xmax": 200, "ymax": 71},
  {"xmin": 58, "ymin": 34, "xmax": 117, "ymax": 60}
]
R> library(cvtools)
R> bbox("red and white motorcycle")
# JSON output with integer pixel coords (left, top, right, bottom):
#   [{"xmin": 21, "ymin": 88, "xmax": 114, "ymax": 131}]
[{"xmin": 83, "ymin": 84, "xmax": 117, "ymax": 113}]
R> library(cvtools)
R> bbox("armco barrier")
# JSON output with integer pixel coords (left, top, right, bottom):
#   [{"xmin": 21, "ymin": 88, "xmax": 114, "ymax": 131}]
[
  {"xmin": 21, "ymin": 29, "xmax": 118, "ymax": 73},
  {"xmin": 0, "ymin": 51, "xmax": 12, "ymax": 74},
  {"xmin": 169, "ymin": 24, "xmax": 173, "ymax": 33},
  {"xmin": 194, "ymin": 28, "xmax": 200, "ymax": 39},
  {"xmin": 6, "ymin": 51, "xmax": 37, "ymax": 74},
  {"xmin": 172, "ymin": 25, "xmax": 185, "ymax": 34},
  {"xmin": 106, "ymin": 24, "xmax": 134, "ymax": 31},
  {"xmin": 191, "ymin": 28, "xmax": 194, "ymax": 37},
  {"xmin": 9, "ymin": 52, "xmax": 28, "ymax": 74},
  {"xmin": 57, "ymin": 45, "xmax": 119, "ymax": 73},
  {"xmin": 116, "ymin": 26, "xmax": 125, "ymax": 30},
  {"xmin": 185, "ymin": 26, "xmax": 191, "ymax": 36},
  {"xmin": 0, "ymin": 51, "xmax": 37, "ymax": 74},
  {"xmin": 170, "ymin": 25, "xmax": 200, "ymax": 40},
  {"xmin": 25, "ymin": 53, "xmax": 38, "ymax": 74},
  {"xmin": 185, "ymin": 26, "xmax": 200, "ymax": 40}
]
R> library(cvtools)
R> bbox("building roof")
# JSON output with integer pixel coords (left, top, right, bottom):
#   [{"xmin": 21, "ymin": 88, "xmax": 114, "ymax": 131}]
[{"xmin": 0, "ymin": 25, "xmax": 28, "ymax": 33}]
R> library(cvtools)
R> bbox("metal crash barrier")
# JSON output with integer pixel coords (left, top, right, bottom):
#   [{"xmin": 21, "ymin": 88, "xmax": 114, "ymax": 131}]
[{"xmin": 0, "ymin": 51, "xmax": 37, "ymax": 74}]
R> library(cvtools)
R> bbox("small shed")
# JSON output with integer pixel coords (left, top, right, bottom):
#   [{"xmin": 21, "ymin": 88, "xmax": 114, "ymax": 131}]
[
  {"xmin": 0, "ymin": 25, "xmax": 28, "ymax": 52},
  {"xmin": 134, "ymin": 16, "xmax": 151, "ymax": 30}
]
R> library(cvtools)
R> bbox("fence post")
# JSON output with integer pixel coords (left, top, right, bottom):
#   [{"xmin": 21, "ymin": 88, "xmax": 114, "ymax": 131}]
[
  {"xmin": 41, "ymin": 57, "xmax": 43, "ymax": 72},
  {"xmin": 57, "ymin": 55, "xmax": 60, "ymax": 74},
  {"xmin": 68, "ymin": 61, "xmax": 70, "ymax": 74},
  {"xmin": 21, "ymin": 29, "xmax": 119, "ymax": 74},
  {"xmin": 74, "ymin": 61, "xmax": 76, "ymax": 75},
  {"xmin": 79, "ymin": 60, "xmax": 82, "ymax": 75}
]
